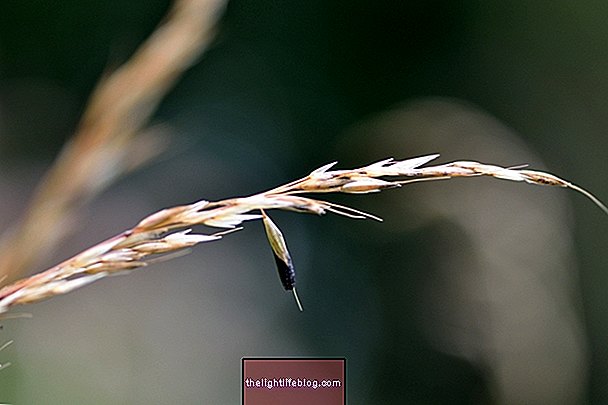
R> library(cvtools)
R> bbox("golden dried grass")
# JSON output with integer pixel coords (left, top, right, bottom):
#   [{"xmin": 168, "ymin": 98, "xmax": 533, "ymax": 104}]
[
  {"xmin": 0, "ymin": 0, "xmax": 227, "ymax": 285},
  {"xmin": 0, "ymin": 154, "xmax": 605, "ymax": 314}
]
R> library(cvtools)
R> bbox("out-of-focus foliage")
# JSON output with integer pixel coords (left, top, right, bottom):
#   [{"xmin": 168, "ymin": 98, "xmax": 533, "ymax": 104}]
[{"xmin": 1, "ymin": 1, "xmax": 607, "ymax": 404}]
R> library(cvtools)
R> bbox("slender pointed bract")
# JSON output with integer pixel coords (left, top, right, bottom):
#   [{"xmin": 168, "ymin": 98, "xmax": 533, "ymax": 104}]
[
  {"xmin": 292, "ymin": 288, "xmax": 304, "ymax": 312},
  {"xmin": 260, "ymin": 210, "xmax": 302, "ymax": 311}
]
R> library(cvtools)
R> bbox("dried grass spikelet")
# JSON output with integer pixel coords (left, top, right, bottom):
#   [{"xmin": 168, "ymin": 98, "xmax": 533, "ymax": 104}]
[
  {"xmin": 0, "ymin": 154, "xmax": 606, "ymax": 314},
  {"xmin": 261, "ymin": 210, "xmax": 303, "ymax": 311}
]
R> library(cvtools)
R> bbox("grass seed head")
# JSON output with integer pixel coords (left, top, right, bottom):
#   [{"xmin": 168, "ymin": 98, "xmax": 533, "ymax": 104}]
[{"xmin": 1, "ymin": 154, "xmax": 606, "ymax": 313}]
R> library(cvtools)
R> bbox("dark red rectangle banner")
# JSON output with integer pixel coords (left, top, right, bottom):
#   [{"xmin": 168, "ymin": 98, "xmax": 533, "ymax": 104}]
[{"xmin": 242, "ymin": 357, "xmax": 346, "ymax": 405}]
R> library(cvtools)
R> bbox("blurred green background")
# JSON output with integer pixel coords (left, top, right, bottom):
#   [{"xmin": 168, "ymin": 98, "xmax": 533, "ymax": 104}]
[{"xmin": 1, "ymin": 1, "xmax": 608, "ymax": 404}]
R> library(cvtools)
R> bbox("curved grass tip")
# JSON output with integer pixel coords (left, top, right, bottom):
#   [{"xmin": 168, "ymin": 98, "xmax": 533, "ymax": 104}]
[
  {"xmin": 518, "ymin": 169, "xmax": 608, "ymax": 216},
  {"xmin": 567, "ymin": 183, "xmax": 608, "ymax": 216}
]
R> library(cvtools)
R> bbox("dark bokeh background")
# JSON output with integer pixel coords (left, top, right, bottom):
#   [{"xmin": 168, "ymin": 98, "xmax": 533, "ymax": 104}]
[{"xmin": 1, "ymin": 1, "xmax": 608, "ymax": 404}]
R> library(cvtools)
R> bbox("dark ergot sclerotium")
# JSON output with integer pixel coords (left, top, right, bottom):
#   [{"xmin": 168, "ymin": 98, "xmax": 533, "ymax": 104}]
[{"xmin": 261, "ymin": 210, "xmax": 303, "ymax": 311}]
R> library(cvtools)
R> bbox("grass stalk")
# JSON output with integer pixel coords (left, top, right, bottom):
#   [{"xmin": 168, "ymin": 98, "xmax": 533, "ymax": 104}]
[{"xmin": 0, "ymin": 154, "xmax": 605, "ymax": 314}]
